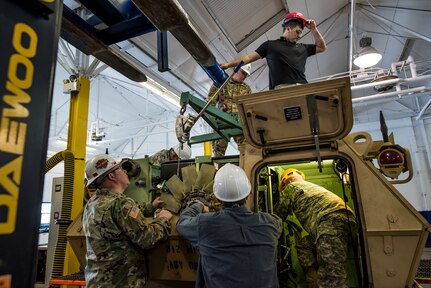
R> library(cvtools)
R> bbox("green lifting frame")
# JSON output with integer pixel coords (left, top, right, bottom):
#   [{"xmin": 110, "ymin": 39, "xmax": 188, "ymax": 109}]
[{"xmin": 180, "ymin": 92, "xmax": 243, "ymax": 145}]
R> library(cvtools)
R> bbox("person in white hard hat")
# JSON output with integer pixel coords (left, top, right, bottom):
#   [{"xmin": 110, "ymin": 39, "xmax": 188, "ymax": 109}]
[
  {"xmin": 149, "ymin": 142, "xmax": 192, "ymax": 167},
  {"xmin": 221, "ymin": 11, "xmax": 327, "ymax": 90},
  {"xmin": 82, "ymin": 154, "xmax": 173, "ymax": 287},
  {"xmin": 176, "ymin": 164, "xmax": 282, "ymax": 288},
  {"xmin": 207, "ymin": 64, "xmax": 252, "ymax": 157}
]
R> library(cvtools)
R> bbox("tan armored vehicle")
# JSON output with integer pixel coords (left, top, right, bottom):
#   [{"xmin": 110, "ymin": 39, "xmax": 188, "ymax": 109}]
[{"xmin": 68, "ymin": 77, "xmax": 429, "ymax": 288}]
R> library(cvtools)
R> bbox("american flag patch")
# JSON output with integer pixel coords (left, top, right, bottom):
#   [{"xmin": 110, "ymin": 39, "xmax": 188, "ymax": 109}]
[{"xmin": 128, "ymin": 206, "xmax": 140, "ymax": 219}]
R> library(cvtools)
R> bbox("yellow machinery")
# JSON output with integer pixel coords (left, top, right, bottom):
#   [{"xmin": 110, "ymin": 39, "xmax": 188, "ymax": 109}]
[
  {"xmin": 0, "ymin": 1, "xmax": 63, "ymax": 287},
  {"xmin": 67, "ymin": 77, "xmax": 429, "ymax": 288}
]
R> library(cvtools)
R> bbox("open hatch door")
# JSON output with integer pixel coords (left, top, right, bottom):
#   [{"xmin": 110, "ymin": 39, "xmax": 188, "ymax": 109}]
[{"xmin": 237, "ymin": 77, "xmax": 352, "ymax": 150}]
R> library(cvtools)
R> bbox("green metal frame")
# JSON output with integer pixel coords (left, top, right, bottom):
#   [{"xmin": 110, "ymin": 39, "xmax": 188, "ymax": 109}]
[{"xmin": 180, "ymin": 92, "xmax": 243, "ymax": 145}]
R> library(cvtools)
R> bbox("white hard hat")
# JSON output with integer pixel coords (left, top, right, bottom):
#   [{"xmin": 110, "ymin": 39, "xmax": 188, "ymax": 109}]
[
  {"xmin": 85, "ymin": 154, "xmax": 118, "ymax": 187},
  {"xmin": 213, "ymin": 163, "xmax": 251, "ymax": 202},
  {"xmin": 172, "ymin": 143, "xmax": 192, "ymax": 159},
  {"xmin": 240, "ymin": 64, "xmax": 251, "ymax": 75}
]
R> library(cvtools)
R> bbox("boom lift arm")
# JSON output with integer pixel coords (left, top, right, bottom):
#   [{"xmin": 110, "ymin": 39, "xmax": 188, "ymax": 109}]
[{"xmin": 175, "ymin": 63, "xmax": 244, "ymax": 145}]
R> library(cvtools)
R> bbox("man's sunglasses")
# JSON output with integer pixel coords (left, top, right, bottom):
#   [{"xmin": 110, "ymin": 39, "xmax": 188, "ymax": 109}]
[{"xmin": 109, "ymin": 166, "xmax": 124, "ymax": 174}]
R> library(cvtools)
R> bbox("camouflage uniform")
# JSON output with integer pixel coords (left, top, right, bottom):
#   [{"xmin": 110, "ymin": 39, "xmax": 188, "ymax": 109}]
[
  {"xmin": 82, "ymin": 188, "xmax": 171, "ymax": 287},
  {"xmin": 148, "ymin": 149, "xmax": 171, "ymax": 167},
  {"xmin": 274, "ymin": 180, "xmax": 357, "ymax": 288},
  {"xmin": 208, "ymin": 80, "xmax": 252, "ymax": 157}
]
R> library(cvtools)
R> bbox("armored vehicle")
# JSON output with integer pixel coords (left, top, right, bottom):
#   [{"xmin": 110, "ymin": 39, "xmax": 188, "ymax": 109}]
[{"xmin": 68, "ymin": 77, "xmax": 429, "ymax": 288}]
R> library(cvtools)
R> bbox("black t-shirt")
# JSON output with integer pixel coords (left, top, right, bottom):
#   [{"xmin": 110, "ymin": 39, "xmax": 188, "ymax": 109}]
[{"xmin": 255, "ymin": 38, "xmax": 316, "ymax": 89}]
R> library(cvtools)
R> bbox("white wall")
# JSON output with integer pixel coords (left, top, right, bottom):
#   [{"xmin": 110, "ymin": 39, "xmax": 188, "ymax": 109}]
[
  {"xmin": 351, "ymin": 117, "xmax": 431, "ymax": 212},
  {"xmin": 43, "ymin": 163, "xmax": 64, "ymax": 203}
]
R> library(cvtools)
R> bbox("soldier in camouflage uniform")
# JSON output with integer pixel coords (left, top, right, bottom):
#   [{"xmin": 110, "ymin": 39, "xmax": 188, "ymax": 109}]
[
  {"xmin": 149, "ymin": 143, "xmax": 192, "ymax": 167},
  {"xmin": 83, "ymin": 154, "xmax": 173, "ymax": 287},
  {"xmin": 275, "ymin": 168, "xmax": 357, "ymax": 288},
  {"xmin": 208, "ymin": 64, "xmax": 252, "ymax": 157}
]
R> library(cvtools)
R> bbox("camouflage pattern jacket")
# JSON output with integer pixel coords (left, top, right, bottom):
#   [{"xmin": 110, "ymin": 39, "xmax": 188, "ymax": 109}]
[
  {"xmin": 208, "ymin": 80, "xmax": 252, "ymax": 113},
  {"xmin": 148, "ymin": 149, "xmax": 170, "ymax": 167},
  {"xmin": 274, "ymin": 180, "xmax": 355, "ymax": 241},
  {"xmin": 82, "ymin": 188, "xmax": 171, "ymax": 288}
]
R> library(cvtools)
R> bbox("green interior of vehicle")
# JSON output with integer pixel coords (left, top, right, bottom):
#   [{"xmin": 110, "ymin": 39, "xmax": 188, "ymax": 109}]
[{"xmin": 257, "ymin": 159, "xmax": 363, "ymax": 288}]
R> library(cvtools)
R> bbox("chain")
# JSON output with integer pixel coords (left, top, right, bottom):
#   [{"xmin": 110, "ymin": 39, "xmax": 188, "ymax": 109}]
[{"xmin": 180, "ymin": 103, "xmax": 187, "ymax": 115}]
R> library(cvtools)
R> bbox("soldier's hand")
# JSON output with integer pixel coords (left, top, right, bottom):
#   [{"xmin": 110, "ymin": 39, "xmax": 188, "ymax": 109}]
[
  {"xmin": 152, "ymin": 196, "xmax": 164, "ymax": 209},
  {"xmin": 156, "ymin": 209, "xmax": 173, "ymax": 220},
  {"xmin": 305, "ymin": 19, "xmax": 316, "ymax": 29},
  {"xmin": 202, "ymin": 206, "xmax": 210, "ymax": 213},
  {"xmin": 220, "ymin": 63, "xmax": 229, "ymax": 70},
  {"xmin": 222, "ymin": 103, "xmax": 228, "ymax": 112}
]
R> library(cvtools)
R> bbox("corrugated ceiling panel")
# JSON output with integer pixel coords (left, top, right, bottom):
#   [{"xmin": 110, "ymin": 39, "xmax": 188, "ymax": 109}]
[{"xmin": 202, "ymin": 0, "xmax": 287, "ymax": 51}]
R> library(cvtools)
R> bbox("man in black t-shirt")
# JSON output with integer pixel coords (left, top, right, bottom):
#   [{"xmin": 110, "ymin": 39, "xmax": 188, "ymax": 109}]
[{"xmin": 221, "ymin": 11, "xmax": 327, "ymax": 90}]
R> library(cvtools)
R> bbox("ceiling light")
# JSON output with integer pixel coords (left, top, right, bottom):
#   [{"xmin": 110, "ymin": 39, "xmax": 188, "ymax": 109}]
[
  {"xmin": 353, "ymin": 37, "xmax": 382, "ymax": 68},
  {"xmin": 140, "ymin": 78, "xmax": 181, "ymax": 108}
]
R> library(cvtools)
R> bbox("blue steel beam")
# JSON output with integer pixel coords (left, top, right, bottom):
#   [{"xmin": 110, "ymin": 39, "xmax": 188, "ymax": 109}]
[
  {"xmin": 132, "ymin": 0, "xmax": 229, "ymax": 85},
  {"xmin": 63, "ymin": 0, "xmax": 229, "ymax": 85},
  {"xmin": 200, "ymin": 64, "xmax": 228, "ymax": 88},
  {"xmin": 79, "ymin": 0, "xmax": 125, "ymax": 25},
  {"xmin": 61, "ymin": 5, "xmax": 147, "ymax": 82},
  {"xmin": 96, "ymin": 15, "xmax": 157, "ymax": 45},
  {"xmin": 158, "ymin": 31, "xmax": 170, "ymax": 72}
]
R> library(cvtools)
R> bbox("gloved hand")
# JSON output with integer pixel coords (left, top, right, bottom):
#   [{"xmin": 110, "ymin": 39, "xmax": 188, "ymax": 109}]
[
  {"xmin": 186, "ymin": 199, "xmax": 211, "ymax": 213},
  {"xmin": 182, "ymin": 191, "xmax": 217, "ymax": 211},
  {"xmin": 216, "ymin": 94, "xmax": 228, "ymax": 112},
  {"xmin": 216, "ymin": 101, "xmax": 228, "ymax": 111}
]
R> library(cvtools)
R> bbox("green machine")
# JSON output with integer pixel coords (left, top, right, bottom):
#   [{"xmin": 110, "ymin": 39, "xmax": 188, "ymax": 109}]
[{"xmin": 176, "ymin": 91, "xmax": 243, "ymax": 145}]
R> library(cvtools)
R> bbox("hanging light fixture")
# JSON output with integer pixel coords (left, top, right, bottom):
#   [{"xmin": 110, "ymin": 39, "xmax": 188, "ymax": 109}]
[{"xmin": 353, "ymin": 36, "xmax": 382, "ymax": 68}]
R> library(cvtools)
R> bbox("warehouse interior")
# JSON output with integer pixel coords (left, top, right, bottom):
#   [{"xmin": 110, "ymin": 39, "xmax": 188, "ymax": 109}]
[
  {"xmin": 1, "ymin": 0, "xmax": 431, "ymax": 287},
  {"xmin": 48, "ymin": 0, "xmax": 431, "ymax": 159}
]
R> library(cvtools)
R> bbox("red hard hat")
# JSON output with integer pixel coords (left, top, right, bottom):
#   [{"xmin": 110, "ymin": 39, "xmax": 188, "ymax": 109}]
[{"xmin": 283, "ymin": 11, "xmax": 306, "ymax": 28}]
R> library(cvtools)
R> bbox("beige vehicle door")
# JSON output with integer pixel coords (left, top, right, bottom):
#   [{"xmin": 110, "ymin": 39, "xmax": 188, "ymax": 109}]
[{"xmin": 236, "ymin": 77, "xmax": 429, "ymax": 288}]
